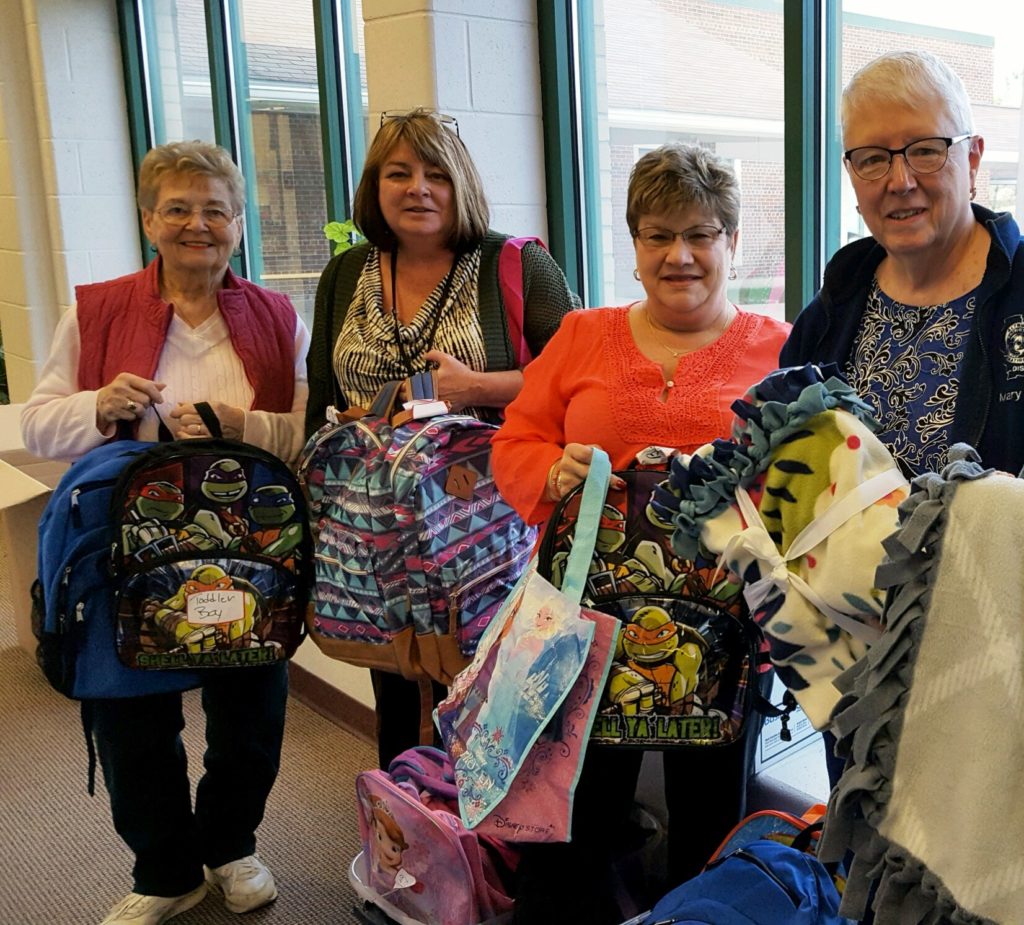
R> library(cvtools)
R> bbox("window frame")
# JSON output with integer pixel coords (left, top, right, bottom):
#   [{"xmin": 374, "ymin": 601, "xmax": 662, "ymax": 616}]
[
  {"xmin": 539, "ymin": 0, "xmax": 838, "ymax": 319},
  {"xmin": 116, "ymin": 0, "xmax": 365, "ymax": 279}
]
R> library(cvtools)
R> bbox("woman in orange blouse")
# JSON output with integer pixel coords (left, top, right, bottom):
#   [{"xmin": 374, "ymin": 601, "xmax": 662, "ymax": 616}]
[{"xmin": 492, "ymin": 143, "xmax": 790, "ymax": 924}]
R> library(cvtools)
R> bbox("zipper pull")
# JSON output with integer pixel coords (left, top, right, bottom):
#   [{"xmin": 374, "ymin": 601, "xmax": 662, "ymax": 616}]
[
  {"xmin": 70, "ymin": 488, "xmax": 82, "ymax": 527},
  {"xmin": 74, "ymin": 602, "xmax": 85, "ymax": 623}
]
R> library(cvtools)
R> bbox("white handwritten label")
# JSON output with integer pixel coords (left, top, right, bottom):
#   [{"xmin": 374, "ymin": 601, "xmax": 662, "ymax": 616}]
[
  {"xmin": 186, "ymin": 589, "xmax": 246, "ymax": 625},
  {"xmin": 393, "ymin": 870, "xmax": 417, "ymax": 890}
]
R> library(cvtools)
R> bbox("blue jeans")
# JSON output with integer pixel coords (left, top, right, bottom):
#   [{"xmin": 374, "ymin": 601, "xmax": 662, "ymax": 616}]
[{"xmin": 89, "ymin": 661, "xmax": 288, "ymax": 896}]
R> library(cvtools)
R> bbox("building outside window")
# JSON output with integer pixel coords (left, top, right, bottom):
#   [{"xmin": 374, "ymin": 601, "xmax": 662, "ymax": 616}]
[
  {"xmin": 133, "ymin": 0, "xmax": 367, "ymax": 330},
  {"xmin": 577, "ymin": 0, "xmax": 1022, "ymax": 317}
]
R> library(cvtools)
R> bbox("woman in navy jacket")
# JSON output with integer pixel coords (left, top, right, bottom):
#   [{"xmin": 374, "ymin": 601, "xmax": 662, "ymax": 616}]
[{"xmin": 781, "ymin": 50, "xmax": 1024, "ymax": 480}]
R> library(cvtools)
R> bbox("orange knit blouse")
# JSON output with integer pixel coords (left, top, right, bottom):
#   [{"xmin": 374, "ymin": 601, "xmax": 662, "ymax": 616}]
[{"xmin": 491, "ymin": 305, "xmax": 791, "ymax": 525}]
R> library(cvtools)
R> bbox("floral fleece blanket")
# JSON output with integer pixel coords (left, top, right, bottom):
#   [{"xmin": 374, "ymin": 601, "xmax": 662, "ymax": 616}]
[
  {"xmin": 649, "ymin": 364, "xmax": 908, "ymax": 730},
  {"xmin": 819, "ymin": 445, "xmax": 1024, "ymax": 924}
]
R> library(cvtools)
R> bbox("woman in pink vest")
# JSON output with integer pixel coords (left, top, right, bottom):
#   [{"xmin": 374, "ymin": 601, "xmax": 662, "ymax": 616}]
[{"xmin": 21, "ymin": 141, "xmax": 309, "ymax": 925}]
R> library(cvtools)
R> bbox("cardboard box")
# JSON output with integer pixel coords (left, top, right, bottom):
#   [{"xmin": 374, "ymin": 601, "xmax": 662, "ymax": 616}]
[{"xmin": 0, "ymin": 404, "xmax": 68, "ymax": 655}]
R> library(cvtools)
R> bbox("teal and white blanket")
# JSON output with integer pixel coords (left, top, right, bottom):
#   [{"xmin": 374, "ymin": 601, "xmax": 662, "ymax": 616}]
[{"xmin": 820, "ymin": 446, "xmax": 1024, "ymax": 924}]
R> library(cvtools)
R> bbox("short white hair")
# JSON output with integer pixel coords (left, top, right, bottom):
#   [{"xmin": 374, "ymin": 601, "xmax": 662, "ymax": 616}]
[{"xmin": 842, "ymin": 50, "xmax": 974, "ymax": 142}]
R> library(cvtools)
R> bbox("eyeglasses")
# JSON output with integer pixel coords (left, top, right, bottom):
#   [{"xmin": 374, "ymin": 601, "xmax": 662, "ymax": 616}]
[
  {"xmin": 155, "ymin": 204, "xmax": 237, "ymax": 229},
  {"xmin": 380, "ymin": 110, "xmax": 460, "ymax": 138},
  {"xmin": 633, "ymin": 224, "xmax": 726, "ymax": 251},
  {"xmin": 844, "ymin": 134, "xmax": 972, "ymax": 181}
]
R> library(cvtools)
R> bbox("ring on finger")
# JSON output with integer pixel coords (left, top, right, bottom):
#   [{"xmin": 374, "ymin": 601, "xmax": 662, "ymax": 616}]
[{"xmin": 126, "ymin": 399, "xmax": 138, "ymax": 413}]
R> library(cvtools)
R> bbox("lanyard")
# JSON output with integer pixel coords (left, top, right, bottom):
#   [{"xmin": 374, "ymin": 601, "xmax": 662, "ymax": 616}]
[{"xmin": 389, "ymin": 246, "xmax": 459, "ymax": 378}]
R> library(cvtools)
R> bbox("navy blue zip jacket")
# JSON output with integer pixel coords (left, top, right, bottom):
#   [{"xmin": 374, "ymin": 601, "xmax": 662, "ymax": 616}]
[{"xmin": 780, "ymin": 204, "xmax": 1024, "ymax": 473}]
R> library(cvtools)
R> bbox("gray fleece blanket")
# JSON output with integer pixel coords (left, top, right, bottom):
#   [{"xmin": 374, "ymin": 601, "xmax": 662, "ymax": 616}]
[{"xmin": 820, "ymin": 445, "xmax": 1024, "ymax": 924}]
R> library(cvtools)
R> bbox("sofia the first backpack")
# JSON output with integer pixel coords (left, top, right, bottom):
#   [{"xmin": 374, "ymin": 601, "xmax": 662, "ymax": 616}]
[{"xmin": 351, "ymin": 747, "xmax": 515, "ymax": 925}]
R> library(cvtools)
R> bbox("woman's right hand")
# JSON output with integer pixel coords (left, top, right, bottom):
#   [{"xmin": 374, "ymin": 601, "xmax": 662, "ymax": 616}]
[
  {"xmin": 95, "ymin": 373, "xmax": 165, "ymax": 429},
  {"xmin": 547, "ymin": 443, "xmax": 625, "ymax": 500}
]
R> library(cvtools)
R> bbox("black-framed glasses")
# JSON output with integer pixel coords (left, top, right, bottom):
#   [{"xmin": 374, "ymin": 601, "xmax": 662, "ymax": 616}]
[
  {"xmin": 844, "ymin": 134, "xmax": 972, "ymax": 181},
  {"xmin": 380, "ymin": 109, "xmax": 460, "ymax": 138},
  {"xmin": 633, "ymin": 224, "xmax": 726, "ymax": 251},
  {"xmin": 154, "ymin": 204, "xmax": 237, "ymax": 229}
]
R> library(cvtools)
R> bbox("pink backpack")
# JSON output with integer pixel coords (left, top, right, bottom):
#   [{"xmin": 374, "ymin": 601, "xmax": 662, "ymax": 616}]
[{"xmin": 352, "ymin": 747, "xmax": 516, "ymax": 925}]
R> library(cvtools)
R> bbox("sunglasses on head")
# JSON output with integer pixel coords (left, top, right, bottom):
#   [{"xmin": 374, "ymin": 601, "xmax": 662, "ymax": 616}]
[{"xmin": 380, "ymin": 109, "xmax": 460, "ymax": 138}]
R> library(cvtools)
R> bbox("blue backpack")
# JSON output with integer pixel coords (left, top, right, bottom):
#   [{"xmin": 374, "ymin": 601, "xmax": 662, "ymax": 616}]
[
  {"xmin": 33, "ymin": 432, "xmax": 311, "ymax": 700},
  {"xmin": 32, "ymin": 440, "xmax": 202, "ymax": 700},
  {"xmin": 641, "ymin": 840, "xmax": 845, "ymax": 925}
]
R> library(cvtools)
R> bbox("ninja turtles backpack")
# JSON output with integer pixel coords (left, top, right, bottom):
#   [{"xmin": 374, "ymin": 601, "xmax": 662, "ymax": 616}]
[
  {"xmin": 535, "ymin": 450, "xmax": 766, "ymax": 749},
  {"xmin": 34, "ymin": 409, "xmax": 312, "ymax": 700}
]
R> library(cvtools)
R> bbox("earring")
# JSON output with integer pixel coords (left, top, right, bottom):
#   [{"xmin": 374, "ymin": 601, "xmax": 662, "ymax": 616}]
[
  {"xmin": 633, "ymin": 268, "xmax": 641, "ymax": 281},
  {"xmin": 855, "ymin": 205, "xmax": 862, "ymax": 215},
  {"xmin": 728, "ymin": 265, "xmax": 737, "ymax": 281},
  {"xmin": 970, "ymin": 186, "xmax": 977, "ymax": 201},
  {"xmin": 148, "ymin": 243, "xmax": 158, "ymax": 253}
]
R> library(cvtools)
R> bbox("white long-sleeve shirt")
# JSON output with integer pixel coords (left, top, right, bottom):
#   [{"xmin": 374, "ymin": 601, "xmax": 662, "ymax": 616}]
[{"xmin": 21, "ymin": 304, "xmax": 311, "ymax": 466}]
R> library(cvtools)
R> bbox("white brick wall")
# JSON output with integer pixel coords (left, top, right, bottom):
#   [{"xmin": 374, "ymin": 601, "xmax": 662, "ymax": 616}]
[
  {"xmin": 0, "ymin": 0, "xmax": 139, "ymax": 401},
  {"xmin": 363, "ymin": 0, "xmax": 549, "ymax": 239}
]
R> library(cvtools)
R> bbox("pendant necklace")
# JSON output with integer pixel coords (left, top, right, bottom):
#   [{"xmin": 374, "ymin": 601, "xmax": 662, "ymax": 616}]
[
  {"xmin": 644, "ymin": 305, "xmax": 732, "ymax": 389},
  {"xmin": 390, "ymin": 246, "xmax": 458, "ymax": 377}
]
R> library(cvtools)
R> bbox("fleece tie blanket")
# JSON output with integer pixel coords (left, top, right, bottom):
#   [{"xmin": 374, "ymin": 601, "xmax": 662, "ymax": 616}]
[
  {"xmin": 820, "ymin": 445, "xmax": 1024, "ymax": 924},
  {"xmin": 650, "ymin": 365, "xmax": 908, "ymax": 729}
]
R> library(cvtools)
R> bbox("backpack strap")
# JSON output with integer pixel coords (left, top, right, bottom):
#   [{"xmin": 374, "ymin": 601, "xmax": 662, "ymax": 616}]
[
  {"xmin": 497, "ymin": 236, "xmax": 545, "ymax": 368},
  {"xmin": 193, "ymin": 401, "xmax": 223, "ymax": 438}
]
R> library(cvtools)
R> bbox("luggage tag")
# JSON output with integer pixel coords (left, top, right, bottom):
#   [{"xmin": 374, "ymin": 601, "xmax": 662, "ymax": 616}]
[{"xmin": 402, "ymin": 369, "xmax": 449, "ymax": 420}]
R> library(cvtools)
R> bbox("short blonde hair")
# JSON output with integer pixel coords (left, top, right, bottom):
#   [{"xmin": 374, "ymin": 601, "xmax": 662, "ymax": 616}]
[
  {"xmin": 626, "ymin": 144, "xmax": 740, "ymax": 236},
  {"xmin": 842, "ymin": 50, "xmax": 974, "ymax": 141},
  {"xmin": 137, "ymin": 140, "xmax": 246, "ymax": 213},
  {"xmin": 353, "ymin": 109, "xmax": 489, "ymax": 251}
]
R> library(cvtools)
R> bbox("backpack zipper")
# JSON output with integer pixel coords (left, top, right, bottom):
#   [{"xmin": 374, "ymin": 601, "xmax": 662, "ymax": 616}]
[
  {"xmin": 448, "ymin": 544, "xmax": 531, "ymax": 611},
  {"xmin": 387, "ymin": 416, "xmax": 479, "ymax": 484},
  {"xmin": 298, "ymin": 419, "xmax": 384, "ymax": 483}
]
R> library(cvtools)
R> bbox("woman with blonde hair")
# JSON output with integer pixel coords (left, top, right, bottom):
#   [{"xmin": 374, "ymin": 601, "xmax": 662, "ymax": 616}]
[{"xmin": 22, "ymin": 139, "xmax": 308, "ymax": 925}]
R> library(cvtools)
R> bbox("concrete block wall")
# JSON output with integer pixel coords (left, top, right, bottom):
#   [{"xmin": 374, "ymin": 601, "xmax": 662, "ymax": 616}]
[
  {"xmin": 363, "ymin": 0, "xmax": 548, "ymax": 239},
  {"xmin": 0, "ymin": 0, "xmax": 139, "ymax": 402}
]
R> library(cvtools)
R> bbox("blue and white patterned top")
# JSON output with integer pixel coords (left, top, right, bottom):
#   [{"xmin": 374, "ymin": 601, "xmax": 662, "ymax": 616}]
[{"xmin": 845, "ymin": 278, "xmax": 977, "ymax": 477}]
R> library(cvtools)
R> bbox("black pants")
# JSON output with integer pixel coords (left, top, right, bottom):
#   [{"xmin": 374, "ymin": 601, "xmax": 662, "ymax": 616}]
[
  {"xmin": 369, "ymin": 669, "xmax": 447, "ymax": 769},
  {"xmin": 90, "ymin": 661, "xmax": 288, "ymax": 896},
  {"xmin": 512, "ymin": 701, "xmax": 765, "ymax": 925}
]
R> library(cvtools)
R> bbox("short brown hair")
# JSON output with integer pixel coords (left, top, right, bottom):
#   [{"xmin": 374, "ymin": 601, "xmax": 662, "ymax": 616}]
[
  {"xmin": 137, "ymin": 140, "xmax": 245, "ymax": 213},
  {"xmin": 353, "ymin": 109, "xmax": 490, "ymax": 251},
  {"xmin": 626, "ymin": 143, "xmax": 740, "ymax": 236}
]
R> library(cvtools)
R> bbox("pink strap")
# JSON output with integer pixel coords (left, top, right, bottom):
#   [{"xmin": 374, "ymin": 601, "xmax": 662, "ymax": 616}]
[{"xmin": 498, "ymin": 236, "xmax": 545, "ymax": 368}]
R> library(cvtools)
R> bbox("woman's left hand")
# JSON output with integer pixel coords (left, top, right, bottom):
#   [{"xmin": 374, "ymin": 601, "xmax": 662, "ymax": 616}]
[
  {"xmin": 170, "ymin": 401, "xmax": 245, "ymax": 440},
  {"xmin": 422, "ymin": 350, "xmax": 479, "ymax": 412}
]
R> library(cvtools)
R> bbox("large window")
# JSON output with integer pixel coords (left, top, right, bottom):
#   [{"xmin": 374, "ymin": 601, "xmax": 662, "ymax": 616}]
[
  {"xmin": 121, "ymin": 0, "xmax": 367, "ymax": 329},
  {"xmin": 576, "ymin": 0, "xmax": 786, "ymax": 319},
  {"xmin": 561, "ymin": 0, "xmax": 1023, "ymax": 317},
  {"xmin": 838, "ymin": 2, "xmax": 1023, "ymax": 247}
]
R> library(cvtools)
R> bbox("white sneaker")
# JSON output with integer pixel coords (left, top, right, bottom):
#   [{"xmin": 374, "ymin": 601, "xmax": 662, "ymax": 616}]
[
  {"xmin": 100, "ymin": 884, "xmax": 206, "ymax": 924},
  {"xmin": 204, "ymin": 854, "xmax": 278, "ymax": 913}
]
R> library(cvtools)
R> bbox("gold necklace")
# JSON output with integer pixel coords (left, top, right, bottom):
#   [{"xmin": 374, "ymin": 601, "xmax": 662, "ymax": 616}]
[{"xmin": 643, "ymin": 305, "xmax": 732, "ymax": 359}]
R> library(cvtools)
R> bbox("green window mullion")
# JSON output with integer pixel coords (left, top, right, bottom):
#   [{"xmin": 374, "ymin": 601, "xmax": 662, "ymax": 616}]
[
  {"xmin": 313, "ymin": 0, "xmax": 354, "ymax": 222},
  {"xmin": 537, "ymin": 0, "xmax": 586, "ymax": 301},
  {"xmin": 205, "ymin": 0, "xmax": 262, "ymax": 281},
  {"xmin": 339, "ymin": 1, "xmax": 366, "ymax": 191},
  {"xmin": 116, "ymin": 0, "xmax": 155, "ymax": 265},
  {"xmin": 823, "ymin": 0, "xmax": 841, "ymax": 262},
  {"xmin": 576, "ymin": 0, "xmax": 603, "ymax": 304},
  {"xmin": 783, "ymin": 0, "xmax": 824, "ymax": 320}
]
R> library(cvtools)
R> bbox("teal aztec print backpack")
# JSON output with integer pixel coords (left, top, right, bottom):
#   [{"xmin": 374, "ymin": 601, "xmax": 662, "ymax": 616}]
[{"xmin": 298, "ymin": 375, "xmax": 536, "ymax": 685}]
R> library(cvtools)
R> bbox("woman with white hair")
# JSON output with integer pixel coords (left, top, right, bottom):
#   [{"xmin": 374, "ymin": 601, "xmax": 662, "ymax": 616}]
[{"xmin": 782, "ymin": 49, "xmax": 1024, "ymax": 483}]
